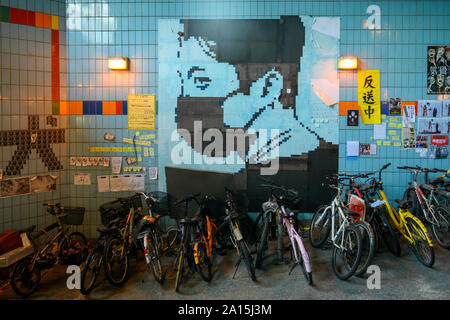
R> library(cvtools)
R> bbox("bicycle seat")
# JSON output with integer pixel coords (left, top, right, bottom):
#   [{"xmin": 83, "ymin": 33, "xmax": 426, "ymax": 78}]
[
  {"xmin": 395, "ymin": 199, "xmax": 412, "ymax": 209},
  {"xmin": 142, "ymin": 215, "xmax": 161, "ymax": 224},
  {"xmin": 342, "ymin": 207, "xmax": 360, "ymax": 217}
]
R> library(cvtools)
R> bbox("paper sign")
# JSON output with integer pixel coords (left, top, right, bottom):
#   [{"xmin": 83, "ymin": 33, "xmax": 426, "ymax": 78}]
[
  {"xmin": 74, "ymin": 173, "xmax": 91, "ymax": 185},
  {"xmin": 149, "ymin": 167, "xmax": 158, "ymax": 180},
  {"xmin": 430, "ymin": 135, "xmax": 448, "ymax": 145},
  {"xmin": 394, "ymin": 142, "xmax": 402, "ymax": 147},
  {"xmin": 383, "ymin": 141, "xmax": 391, "ymax": 146},
  {"xmin": 128, "ymin": 94, "xmax": 156, "ymax": 130},
  {"xmin": 388, "ymin": 130, "xmax": 397, "ymax": 135},
  {"xmin": 347, "ymin": 141, "xmax": 360, "ymax": 157},
  {"xmin": 97, "ymin": 176, "xmax": 110, "ymax": 192},
  {"xmin": 388, "ymin": 122, "xmax": 398, "ymax": 128},
  {"xmin": 140, "ymin": 134, "xmax": 156, "ymax": 140},
  {"xmin": 111, "ymin": 157, "xmax": 122, "ymax": 174},
  {"xmin": 374, "ymin": 123, "xmax": 386, "ymax": 140},
  {"xmin": 391, "ymin": 136, "xmax": 400, "ymax": 141},
  {"xmin": 131, "ymin": 174, "xmax": 145, "ymax": 191},
  {"xmin": 358, "ymin": 70, "xmax": 381, "ymax": 124},
  {"xmin": 89, "ymin": 147, "xmax": 142, "ymax": 152}
]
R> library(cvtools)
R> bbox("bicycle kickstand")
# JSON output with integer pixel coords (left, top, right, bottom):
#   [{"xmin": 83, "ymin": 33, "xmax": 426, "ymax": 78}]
[
  {"xmin": 232, "ymin": 257, "xmax": 242, "ymax": 279},
  {"xmin": 288, "ymin": 262, "xmax": 299, "ymax": 275}
]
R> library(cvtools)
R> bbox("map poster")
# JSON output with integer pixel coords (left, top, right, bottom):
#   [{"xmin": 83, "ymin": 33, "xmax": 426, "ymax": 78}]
[{"xmin": 127, "ymin": 94, "xmax": 156, "ymax": 131}]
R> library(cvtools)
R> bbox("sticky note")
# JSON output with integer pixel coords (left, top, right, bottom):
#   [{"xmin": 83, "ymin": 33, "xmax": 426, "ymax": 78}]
[
  {"xmin": 394, "ymin": 142, "xmax": 402, "ymax": 147},
  {"xmin": 383, "ymin": 141, "xmax": 391, "ymax": 146},
  {"xmin": 376, "ymin": 140, "xmax": 382, "ymax": 145},
  {"xmin": 388, "ymin": 130, "xmax": 397, "ymax": 135},
  {"xmin": 391, "ymin": 136, "xmax": 400, "ymax": 141}
]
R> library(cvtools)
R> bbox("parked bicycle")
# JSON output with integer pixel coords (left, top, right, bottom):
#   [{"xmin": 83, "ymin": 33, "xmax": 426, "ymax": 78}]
[
  {"xmin": 255, "ymin": 183, "xmax": 312, "ymax": 285},
  {"xmin": 10, "ymin": 203, "xmax": 87, "ymax": 297},
  {"xmin": 217, "ymin": 187, "xmax": 256, "ymax": 281},
  {"xmin": 401, "ymin": 166, "xmax": 450, "ymax": 250},
  {"xmin": 310, "ymin": 177, "xmax": 364, "ymax": 280},
  {"xmin": 173, "ymin": 194, "xmax": 215, "ymax": 292}
]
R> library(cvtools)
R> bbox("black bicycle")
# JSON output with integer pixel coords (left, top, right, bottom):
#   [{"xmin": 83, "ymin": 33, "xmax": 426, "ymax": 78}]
[{"xmin": 217, "ymin": 187, "xmax": 256, "ymax": 281}]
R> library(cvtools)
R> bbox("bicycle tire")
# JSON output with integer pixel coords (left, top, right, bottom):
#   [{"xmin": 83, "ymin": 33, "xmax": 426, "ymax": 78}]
[
  {"xmin": 147, "ymin": 232, "xmax": 165, "ymax": 284},
  {"xmin": 238, "ymin": 240, "xmax": 256, "ymax": 281},
  {"xmin": 292, "ymin": 237, "xmax": 312, "ymax": 285},
  {"xmin": 194, "ymin": 242, "xmax": 212, "ymax": 282},
  {"xmin": 174, "ymin": 250, "xmax": 184, "ymax": 292},
  {"xmin": 405, "ymin": 217, "xmax": 435, "ymax": 267},
  {"xmin": 80, "ymin": 244, "xmax": 103, "ymax": 295},
  {"xmin": 353, "ymin": 220, "xmax": 376, "ymax": 277},
  {"xmin": 103, "ymin": 237, "xmax": 130, "ymax": 287},
  {"xmin": 255, "ymin": 215, "xmax": 269, "ymax": 269},
  {"xmin": 431, "ymin": 205, "xmax": 450, "ymax": 249},
  {"xmin": 59, "ymin": 231, "xmax": 88, "ymax": 265},
  {"xmin": 309, "ymin": 205, "xmax": 332, "ymax": 248},
  {"xmin": 331, "ymin": 224, "xmax": 363, "ymax": 280},
  {"xmin": 376, "ymin": 207, "xmax": 401, "ymax": 257},
  {"xmin": 10, "ymin": 257, "xmax": 41, "ymax": 297}
]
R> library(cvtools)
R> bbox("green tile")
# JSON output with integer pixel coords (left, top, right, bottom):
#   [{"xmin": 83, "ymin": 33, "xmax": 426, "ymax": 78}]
[
  {"xmin": 0, "ymin": 6, "xmax": 10, "ymax": 23},
  {"xmin": 52, "ymin": 101, "xmax": 60, "ymax": 115}
]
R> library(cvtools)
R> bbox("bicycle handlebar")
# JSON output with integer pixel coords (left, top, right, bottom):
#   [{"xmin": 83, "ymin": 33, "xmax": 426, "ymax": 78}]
[
  {"xmin": 260, "ymin": 183, "xmax": 299, "ymax": 196},
  {"xmin": 174, "ymin": 193, "xmax": 201, "ymax": 206}
]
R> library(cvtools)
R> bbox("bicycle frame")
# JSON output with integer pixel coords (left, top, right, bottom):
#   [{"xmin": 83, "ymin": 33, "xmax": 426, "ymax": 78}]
[
  {"xmin": 279, "ymin": 205, "xmax": 311, "ymax": 273},
  {"xmin": 377, "ymin": 189, "xmax": 433, "ymax": 246}
]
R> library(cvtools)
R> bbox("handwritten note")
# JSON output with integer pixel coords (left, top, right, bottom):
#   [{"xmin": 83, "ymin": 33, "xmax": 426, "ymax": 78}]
[{"xmin": 128, "ymin": 94, "xmax": 156, "ymax": 130}]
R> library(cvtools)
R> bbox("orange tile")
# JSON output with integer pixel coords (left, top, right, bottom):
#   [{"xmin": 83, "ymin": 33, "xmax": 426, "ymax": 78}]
[
  {"xmin": 103, "ymin": 101, "xmax": 115, "ymax": 115},
  {"xmin": 35, "ymin": 12, "xmax": 44, "ymax": 28},
  {"xmin": 75, "ymin": 101, "xmax": 83, "ymax": 115},
  {"xmin": 339, "ymin": 101, "xmax": 359, "ymax": 115},
  {"xmin": 43, "ymin": 13, "xmax": 52, "ymax": 29},
  {"xmin": 59, "ymin": 101, "xmax": 68, "ymax": 115}
]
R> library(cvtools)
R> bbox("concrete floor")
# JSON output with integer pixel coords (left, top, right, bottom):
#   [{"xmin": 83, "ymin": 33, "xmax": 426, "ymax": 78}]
[{"xmin": 1, "ymin": 238, "xmax": 449, "ymax": 300}]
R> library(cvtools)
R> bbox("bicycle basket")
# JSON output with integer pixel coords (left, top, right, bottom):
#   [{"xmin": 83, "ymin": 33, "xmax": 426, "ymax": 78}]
[
  {"xmin": 99, "ymin": 199, "xmax": 131, "ymax": 226},
  {"xmin": 60, "ymin": 207, "xmax": 85, "ymax": 225}
]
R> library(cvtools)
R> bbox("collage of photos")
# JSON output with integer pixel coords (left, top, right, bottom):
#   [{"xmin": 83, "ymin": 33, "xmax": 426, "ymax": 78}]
[
  {"xmin": 0, "ymin": 175, "xmax": 57, "ymax": 198},
  {"xmin": 415, "ymin": 100, "xmax": 449, "ymax": 159},
  {"xmin": 427, "ymin": 46, "xmax": 450, "ymax": 94}
]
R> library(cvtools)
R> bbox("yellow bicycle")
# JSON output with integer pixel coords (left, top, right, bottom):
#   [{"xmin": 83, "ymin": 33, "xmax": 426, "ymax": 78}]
[{"xmin": 368, "ymin": 163, "xmax": 434, "ymax": 267}]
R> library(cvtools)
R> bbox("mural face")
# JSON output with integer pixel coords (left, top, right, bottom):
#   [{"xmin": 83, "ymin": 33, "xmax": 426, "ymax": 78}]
[{"xmin": 158, "ymin": 17, "xmax": 340, "ymax": 209}]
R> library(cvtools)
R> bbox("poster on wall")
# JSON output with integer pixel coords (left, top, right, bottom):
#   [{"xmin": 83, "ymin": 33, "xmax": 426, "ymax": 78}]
[
  {"xmin": 402, "ymin": 127, "xmax": 416, "ymax": 149},
  {"xmin": 416, "ymin": 135, "xmax": 429, "ymax": 149},
  {"xmin": 418, "ymin": 118, "xmax": 446, "ymax": 134},
  {"xmin": 127, "ymin": 94, "xmax": 156, "ymax": 131},
  {"xmin": 97, "ymin": 175, "xmax": 110, "ymax": 193},
  {"xmin": 359, "ymin": 143, "xmax": 377, "ymax": 155},
  {"xmin": 427, "ymin": 46, "xmax": 450, "ymax": 95},
  {"xmin": 30, "ymin": 175, "xmax": 57, "ymax": 193},
  {"xmin": 358, "ymin": 70, "xmax": 381, "ymax": 124},
  {"xmin": 74, "ymin": 173, "xmax": 91, "ymax": 185},
  {"xmin": 444, "ymin": 100, "xmax": 450, "ymax": 116},
  {"xmin": 430, "ymin": 134, "xmax": 448, "ymax": 145},
  {"xmin": 402, "ymin": 105, "xmax": 416, "ymax": 125},
  {"xmin": 429, "ymin": 145, "xmax": 448, "ymax": 159},
  {"xmin": 347, "ymin": 110, "xmax": 359, "ymax": 126},
  {"xmin": 0, "ymin": 177, "xmax": 30, "ymax": 197},
  {"xmin": 418, "ymin": 100, "xmax": 442, "ymax": 118},
  {"xmin": 389, "ymin": 98, "xmax": 401, "ymax": 115}
]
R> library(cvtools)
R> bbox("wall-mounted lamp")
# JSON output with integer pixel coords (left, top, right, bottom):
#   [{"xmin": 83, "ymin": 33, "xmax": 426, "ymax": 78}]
[
  {"xmin": 108, "ymin": 57, "xmax": 129, "ymax": 70},
  {"xmin": 338, "ymin": 57, "xmax": 358, "ymax": 70}
]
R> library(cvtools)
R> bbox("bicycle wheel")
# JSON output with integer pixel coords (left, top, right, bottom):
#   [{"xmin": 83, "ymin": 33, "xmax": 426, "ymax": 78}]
[
  {"xmin": 353, "ymin": 221, "xmax": 376, "ymax": 277},
  {"xmin": 80, "ymin": 244, "xmax": 103, "ymax": 295},
  {"xmin": 174, "ymin": 250, "xmax": 185, "ymax": 292},
  {"xmin": 10, "ymin": 257, "xmax": 41, "ymax": 297},
  {"xmin": 146, "ymin": 232, "xmax": 165, "ymax": 284},
  {"xmin": 103, "ymin": 237, "xmax": 130, "ymax": 287},
  {"xmin": 292, "ymin": 237, "xmax": 312, "ymax": 285},
  {"xmin": 431, "ymin": 205, "xmax": 450, "ymax": 249},
  {"xmin": 166, "ymin": 226, "xmax": 180, "ymax": 251},
  {"xmin": 309, "ymin": 205, "xmax": 332, "ymax": 248},
  {"xmin": 405, "ymin": 217, "xmax": 435, "ymax": 267},
  {"xmin": 255, "ymin": 215, "xmax": 269, "ymax": 269},
  {"xmin": 238, "ymin": 240, "xmax": 256, "ymax": 281},
  {"xmin": 59, "ymin": 231, "xmax": 88, "ymax": 265},
  {"xmin": 194, "ymin": 242, "xmax": 212, "ymax": 282},
  {"xmin": 376, "ymin": 207, "xmax": 401, "ymax": 256},
  {"xmin": 331, "ymin": 224, "xmax": 363, "ymax": 280}
]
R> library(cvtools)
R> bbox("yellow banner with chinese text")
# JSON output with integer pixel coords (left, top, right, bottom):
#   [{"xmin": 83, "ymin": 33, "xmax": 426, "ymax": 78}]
[{"xmin": 358, "ymin": 70, "xmax": 381, "ymax": 124}]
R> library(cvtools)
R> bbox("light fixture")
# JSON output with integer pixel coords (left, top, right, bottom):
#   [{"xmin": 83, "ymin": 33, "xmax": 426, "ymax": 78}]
[
  {"xmin": 338, "ymin": 57, "xmax": 358, "ymax": 70},
  {"xmin": 108, "ymin": 57, "xmax": 129, "ymax": 70}
]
